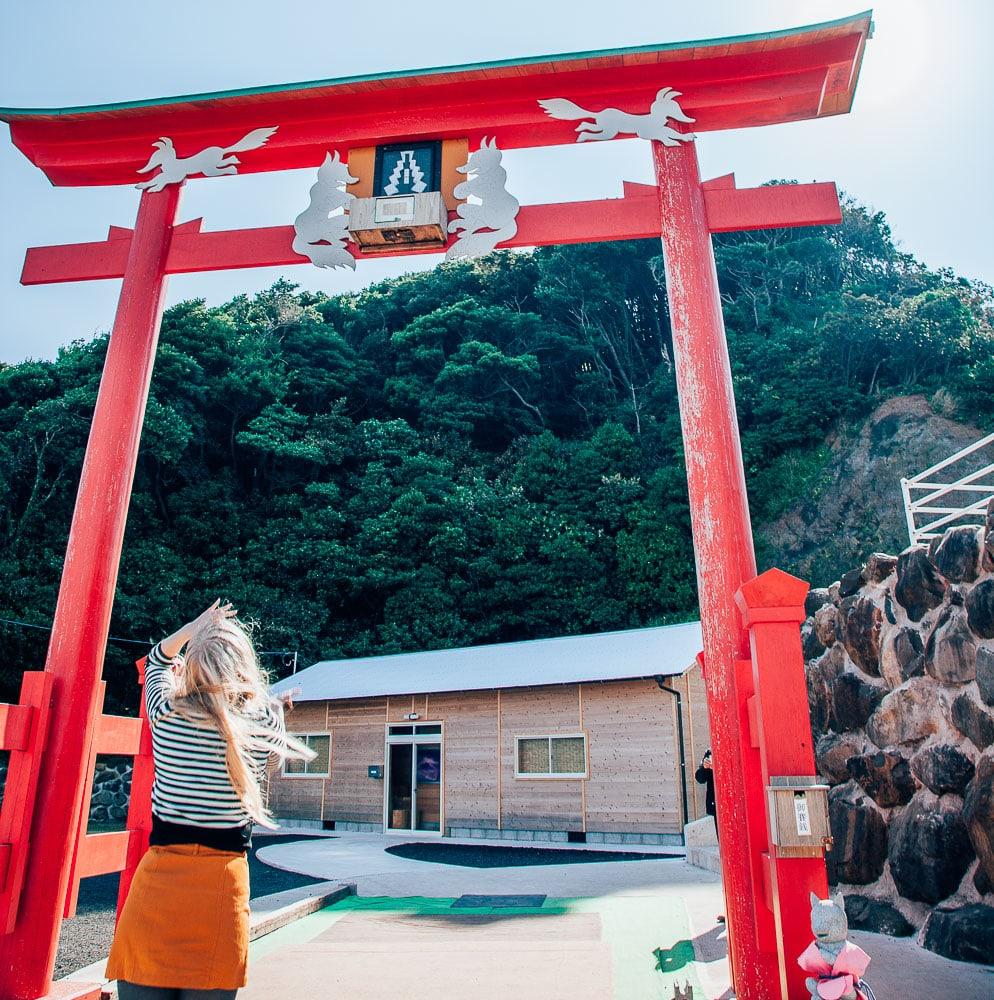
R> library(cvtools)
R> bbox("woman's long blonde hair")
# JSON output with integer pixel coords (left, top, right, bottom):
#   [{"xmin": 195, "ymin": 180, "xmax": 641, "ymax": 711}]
[{"xmin": 166, "ymin": 616, "xmax": 314, "ymax": 826}]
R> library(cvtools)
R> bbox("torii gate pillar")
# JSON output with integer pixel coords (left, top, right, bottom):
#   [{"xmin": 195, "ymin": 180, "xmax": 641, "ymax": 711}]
[
  {"xmin": 0, "ymin": 187, "xmax": 180, "ymax": 997},
  {"xmin": 654, "ymin": 138, "xmax": 778, "ymax": 997}
]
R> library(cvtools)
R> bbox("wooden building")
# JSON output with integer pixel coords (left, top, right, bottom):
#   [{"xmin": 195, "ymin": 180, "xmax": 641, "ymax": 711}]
[{"xmin": 267, "ymin": 622, "xmax": 710, "ymax": 844}]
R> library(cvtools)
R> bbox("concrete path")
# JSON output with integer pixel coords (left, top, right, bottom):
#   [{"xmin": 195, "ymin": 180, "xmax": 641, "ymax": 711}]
[
  {"xmin": 257, "ymin": 831, "xmax": 731, "ymax": 998},
  {"xmin": 255, "ymin": 831, "xmax": 994, "ymax": 1000}
]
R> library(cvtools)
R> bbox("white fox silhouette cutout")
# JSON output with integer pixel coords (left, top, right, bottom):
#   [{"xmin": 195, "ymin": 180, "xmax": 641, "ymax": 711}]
[
  {"xmin": 538, "ymin": 87, "xmax": 695, "ymax": 145},
  {"xmin": 135, "ymin": 127, "xmax": 277, "ymax": 191}
]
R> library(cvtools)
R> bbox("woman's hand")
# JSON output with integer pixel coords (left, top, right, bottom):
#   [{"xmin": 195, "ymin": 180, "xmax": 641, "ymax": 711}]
[
  {"xmin": 275, "ymin": 686, "xmax": 302, "ymax": 712},
  {"xmin": 189, "ymin": 599, "xmax": 237, "ymax": 634},
  {"xmin": 160, "ymin": 600, "xmax": 237, "ymax": 658}
]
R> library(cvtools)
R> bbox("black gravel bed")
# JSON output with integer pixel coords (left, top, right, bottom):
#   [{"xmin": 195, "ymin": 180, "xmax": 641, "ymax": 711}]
[
  {"xmin": 385, "ymin": 841, "xmax": 678, "ymax": 867},
  {"xmin": 54, "ymin": 834, "xmax": 328, "ymax": 980}
]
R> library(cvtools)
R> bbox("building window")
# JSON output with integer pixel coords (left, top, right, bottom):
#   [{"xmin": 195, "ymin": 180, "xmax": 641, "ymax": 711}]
[
  {"xmin": 515, "ymin": 735, "xmax": 587, "ymax": 778},
  {"xmin": 283, "ymin": 734, "xmax": 331, "ymax": 777}
]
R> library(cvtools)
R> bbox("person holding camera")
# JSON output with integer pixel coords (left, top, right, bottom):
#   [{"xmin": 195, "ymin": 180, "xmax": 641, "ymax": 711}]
[{"xmin": 695, "ymin": 748, "xmax": 716, "ymax": 824}]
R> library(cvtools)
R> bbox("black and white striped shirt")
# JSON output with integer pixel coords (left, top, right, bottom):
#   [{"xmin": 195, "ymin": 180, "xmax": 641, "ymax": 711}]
[{"xmin": 146, "ymin": 643, "xmax": 285, "ymax": 833}]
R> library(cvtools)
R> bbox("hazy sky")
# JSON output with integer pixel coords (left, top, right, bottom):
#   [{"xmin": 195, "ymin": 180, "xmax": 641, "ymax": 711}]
[{"xmin": 1, "ymin": 1, "xmax": 991, "ymax": 364}]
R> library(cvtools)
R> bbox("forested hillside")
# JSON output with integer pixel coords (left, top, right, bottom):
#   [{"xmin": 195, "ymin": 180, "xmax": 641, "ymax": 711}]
[{"xmin": 2, "ymin": 190, "xmax": 992, "ymax": 709}]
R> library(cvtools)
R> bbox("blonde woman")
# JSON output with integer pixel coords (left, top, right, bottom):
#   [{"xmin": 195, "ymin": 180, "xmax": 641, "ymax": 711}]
[{"xmin": 106, "ymin": 601, "xmax": 313, "ymax": 999}]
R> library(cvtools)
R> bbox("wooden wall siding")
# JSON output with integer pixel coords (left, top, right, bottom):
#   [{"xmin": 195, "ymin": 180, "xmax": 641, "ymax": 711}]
[
  {"xmin": 267, "ymin": 770, "xmax": 324, "ymax": 820},
  {"xmin": 429, "ymin": 690, "xmax": 500, "ymax": 829},
  {"xmin": 582, "ymin": 680, "xmax": 682, "ymax": 834},
  {"xmin": 281, "ymin": 702, "xmax": 328, "ymax": 732},
  {"xmin": 325, "ymin": 721, "xmax": 386, "ymax": 824},
  {"xmin": 500, "ymin": 686, "xmax": 584, "ymax": 831},
  {"xmin": 385, "ymin": 696, "xmax": 418, "ymax": 722},
  {"xmin": 327, "ymin": 697, "xmax": 388, "ymax": 726}
]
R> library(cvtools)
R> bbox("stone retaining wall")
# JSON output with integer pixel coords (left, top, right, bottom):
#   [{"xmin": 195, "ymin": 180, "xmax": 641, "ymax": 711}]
[
  {"xmin": 803, "ymin": 504, "xmax": 994, "ymax": 964},
  {"xmin": 90, "ymin": 757, "xmax": 133, "ymax": 824}
]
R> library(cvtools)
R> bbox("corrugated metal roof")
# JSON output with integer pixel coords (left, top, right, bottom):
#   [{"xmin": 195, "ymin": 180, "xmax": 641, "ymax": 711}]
[{"xmin": 271, "ymin": 621, "xmax": 703, "ymax": 702}]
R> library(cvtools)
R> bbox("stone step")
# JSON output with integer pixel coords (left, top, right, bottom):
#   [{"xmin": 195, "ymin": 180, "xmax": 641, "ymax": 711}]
[{"xmin": 687, "ymin": 844, "xmax": 722, "ymax": 874}]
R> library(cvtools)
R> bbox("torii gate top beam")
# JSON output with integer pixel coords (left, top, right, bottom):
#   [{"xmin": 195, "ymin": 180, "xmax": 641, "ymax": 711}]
[{"xmin": 0, "ymin": 10, "xmax": 871, "ymax": 187}]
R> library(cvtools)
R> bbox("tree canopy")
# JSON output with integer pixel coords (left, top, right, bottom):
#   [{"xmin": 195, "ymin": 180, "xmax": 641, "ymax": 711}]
[{"xmin": 1, "ymin": 190, "xmax": 991, "ymax": 710}]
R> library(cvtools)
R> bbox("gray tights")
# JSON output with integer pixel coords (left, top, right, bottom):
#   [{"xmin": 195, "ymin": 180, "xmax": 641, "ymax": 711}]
[{"xmin": 117, "ymin": 982, "xmax": 237, "ymax": 1000}]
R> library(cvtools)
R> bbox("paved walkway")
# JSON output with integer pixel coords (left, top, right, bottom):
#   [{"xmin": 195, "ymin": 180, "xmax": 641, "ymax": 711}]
[
  {"xmin": 253, "ymin": 831, "xmax": 994, "ymax": 1000},
  {"xmin": 256, "ymin": 831, "xmax": 732, "ymax": 998}
]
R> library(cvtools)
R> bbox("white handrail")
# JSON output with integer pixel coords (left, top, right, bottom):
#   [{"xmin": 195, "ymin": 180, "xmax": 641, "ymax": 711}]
[{"xmin": 902, "ymin": 431, "xmax": 994, "ymax": 545}]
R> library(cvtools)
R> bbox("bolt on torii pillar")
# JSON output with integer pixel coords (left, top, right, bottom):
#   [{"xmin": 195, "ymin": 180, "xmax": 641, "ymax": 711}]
[{"xmin": 0, "ymin": 10, "xmax": 871, "ymax": 998}]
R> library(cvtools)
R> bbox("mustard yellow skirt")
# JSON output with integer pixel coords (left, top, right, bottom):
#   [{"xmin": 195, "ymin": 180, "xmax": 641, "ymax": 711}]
[{"xmin": 106, "ymin": 844, "xmax": 250, "ymax": 990}]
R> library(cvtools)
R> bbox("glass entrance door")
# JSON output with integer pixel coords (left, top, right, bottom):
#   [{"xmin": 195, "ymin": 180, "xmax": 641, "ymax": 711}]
[
  {"xmin": 385, "ymin": 724, "xmax": 442, "ymax": 833},
  {"xmin": 414, "ymin": 744, "xmax": 441, "ymax": 832},
  {"xmin": 387, "ymin": 743, "xmax": 413, "ymax": 831}
]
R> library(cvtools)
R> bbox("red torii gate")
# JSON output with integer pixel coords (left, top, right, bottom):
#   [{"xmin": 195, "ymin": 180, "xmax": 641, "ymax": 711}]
[{"xmin": 0, "ymin": 10, "xmax": 872, "ymax": 1000}]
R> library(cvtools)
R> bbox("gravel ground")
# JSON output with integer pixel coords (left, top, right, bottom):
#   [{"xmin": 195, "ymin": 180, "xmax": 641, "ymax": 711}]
[
  {"xmin": 54, "ymin": 834, "xmax": 327, "ymax": 980},
  {"xmin": 385, "ymin": 841, "xmax": 678, "ymax": 867}
]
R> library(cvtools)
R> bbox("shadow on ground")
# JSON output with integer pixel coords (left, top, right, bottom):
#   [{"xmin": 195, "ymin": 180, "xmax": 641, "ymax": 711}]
[{"xmin": 385, "ymin": 841, "xmax": 677, "ymax": 868}]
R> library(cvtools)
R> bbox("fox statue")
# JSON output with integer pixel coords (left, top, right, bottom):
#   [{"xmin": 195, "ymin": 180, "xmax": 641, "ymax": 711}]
[
  {"xmin": 136, "ymin": 126, "xmax": 277, "ymax": 191},
  {"xmin": 445, "ymin": 138, "xmax": 519, "ymax": 261},
  {"xmin": 670, "ymin": 982, "xmax": 693, "ymax": 999},
  {"xmin": 538, "ymin": 86, "xmax": 695, "ymax": 145},
  {"xmin": 292, "ymin": 151, "xmax": 357, "ymax": 271},
  {"xmin": 799, "ymin": 893, "xmax": 876, "ymax": 1000}
]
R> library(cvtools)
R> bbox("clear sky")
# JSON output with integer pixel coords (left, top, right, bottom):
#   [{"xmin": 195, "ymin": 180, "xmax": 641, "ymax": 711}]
[{"xmin": 1, "ymin": 1, "xmax": 991, "ymax": 364}]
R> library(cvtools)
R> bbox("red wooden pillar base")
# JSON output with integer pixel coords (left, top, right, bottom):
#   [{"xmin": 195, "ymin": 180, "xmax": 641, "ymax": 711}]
[
  {"xmin": 0, "ymin": 187, "xmax": 180, "ymax": 1000},
  {"xmin": 653, "ymin": 138, "xmax": 780, "ymax": 998},
  {"xmin": 736, "ymin": 569, "xmax": 830, "ymax": 998}
]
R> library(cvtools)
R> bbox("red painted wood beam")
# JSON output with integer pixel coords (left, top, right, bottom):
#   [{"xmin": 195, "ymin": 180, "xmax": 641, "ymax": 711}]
[
  {"xmin": 72, "ymin": 831, "xmax": 131, "ymax": 880},
  {"xmin": 21, "ymin": 65, "xmax": 837, "ymax": 187},
  {"xmin": 705, "ymin": 181, "xmax": 841, "ymax": 232},
  {"xmin": 1, "ymin": 16, "xmax": 870, "ymax": 187},
  {"xmin": 0, "ymin": 704, "xmax": 35, "ymax": 753},
  {"xmin": 735, "ymin": 568, "xmax": 830, "ymax": 999},
  {"xmin": 20, "ymin": 182, "xmax": 840, "ymax": 286},
  {"xmin": 95, "ymin": 714, "xmax": 143, "ymax": 756}
]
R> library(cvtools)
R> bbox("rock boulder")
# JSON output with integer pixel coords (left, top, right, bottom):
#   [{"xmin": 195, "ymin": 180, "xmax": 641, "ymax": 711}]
[
  {"xmin": 887, "ymin": 793, "xmax": 974, "ymax": 904},
  {"xmin": 929, "ymin": 526, "xmax": 981, "ymax": 583},
  {"xmin": 977, "ymin": 646, "xmax": 994, "ymax": 707},
  {"xmin": 847, "ymin": 751, "xmax": 916, "ymax": 807},
  {"xmin": 963, "ymin": 754, "xmax": 994, "ymax": 885},
  {"xmin": 880, "ymin": 626, "xmax": 925, "ymax": 689},
  {"xmin": 832, "ymin": 672, "xmax": 885, "ymax": 732},
  {"xmin": 894, "ymin": 547, "xmax": 946, "ymax": 622},
  {"xmin": 951, "ymin": 694, "xmax": 994, "ymax": 749},
  {"xmin": 838, "ymin": 596, "xmax": 883, "ymax": 676},
  {"xmin": 866, "ymin": 678, "xmax": 944, "ymax": 748},
  {"xmin": 864, "ymin": 552, "xmax": 898, "ymax": 584},
  {"xmin": 802, "ymin": 621, "xmax": 826, "ymax": 661},
  {"xmin": 815, "ymin": 733, "xmax": 863, "ymax": 785},
  {"xmin": 910, "ymin": 744, "xmax": 976, "ymax": 796},
  {"xmin": 805, "ymin": 587, "xmax": 832, "ymax": 617},
  {"xmin": 924, "ymin": 604, "xmax": 977, "ymax": 684},
  {"xmin": 921, "ymin": 904, "xmax": 994, "ymax": 965},
  {"xmin": 839, "ymin": 567, "xmax": 865, "ymax": 599},
  {"xmin": 813, "ymin": 604, "xmax": 840, "ymax": 648},
  {"xmin": 826, "ymin": 784, "xmax": 888, "ymax": 886},
  {"xmin": 967, "ymin": 578, "xmax": 994, "ymax": 639},
  {"xmin": 843, "ymin": 896, "xmax": 914, "ymax": 937}
]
